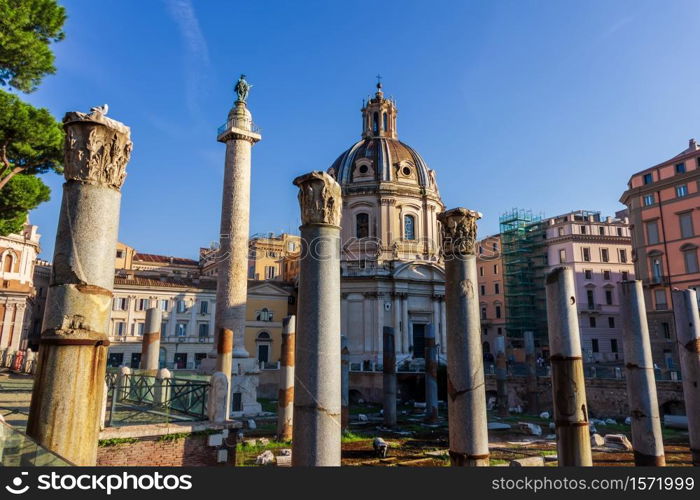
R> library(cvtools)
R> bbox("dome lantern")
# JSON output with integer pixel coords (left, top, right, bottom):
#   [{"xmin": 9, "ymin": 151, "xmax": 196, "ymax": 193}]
[{"xmin": 362, "ymin": 77, "xmax": 397, "ymax": 140}]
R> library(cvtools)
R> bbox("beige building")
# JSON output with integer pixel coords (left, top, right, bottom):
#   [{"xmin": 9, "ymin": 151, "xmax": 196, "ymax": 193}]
[
  {"xmin": 329, "ymin": 83, "xmax": 446, "ymax": 366},
  {"xmin": 0, "ymin": 223, "xmax": 41, "ymax": 352},
  {"xmin": 199, "ymin": 232, "xmax": 300, "ymax": 283},
  {"xmin": 105, "ymin": 275, "xmax": 294, "ymax": 369}
]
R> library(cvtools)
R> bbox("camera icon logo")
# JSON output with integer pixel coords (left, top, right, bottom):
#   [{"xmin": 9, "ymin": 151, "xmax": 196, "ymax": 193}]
[{"xmin": 5, "ymin": 472, "xmax": 29, "ymax": 495}]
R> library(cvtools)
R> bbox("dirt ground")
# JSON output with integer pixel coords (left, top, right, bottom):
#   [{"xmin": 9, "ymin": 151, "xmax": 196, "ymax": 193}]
[{"xmin": 236, "ymin": 401, "xmax": 693, "ymax": 467}]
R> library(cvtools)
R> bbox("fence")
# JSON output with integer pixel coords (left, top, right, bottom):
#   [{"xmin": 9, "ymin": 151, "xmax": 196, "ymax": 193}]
[{"xmin": 105, "ymin": 370, "xmax": 209, "ymax": 427}]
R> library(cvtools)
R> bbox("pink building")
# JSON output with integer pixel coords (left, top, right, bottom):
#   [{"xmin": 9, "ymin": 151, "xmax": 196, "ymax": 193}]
[
  {"xmin": 620, "ymin": 138, "xmax": 700, "ymax": 371},
  {"xmin": 542, "ymin": 211, "xmax": 635, "ymax": 363}
]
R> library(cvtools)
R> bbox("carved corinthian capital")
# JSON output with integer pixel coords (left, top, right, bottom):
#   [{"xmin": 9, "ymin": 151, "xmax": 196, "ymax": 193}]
[
  {"xmin": 62, "ymin": 109, "xmax": 133, "ymax": 190},
  {"xmin": 293, "ymin": 171, "xmax": 342, "ymax": 227},
  {"xmin": 437, "ymin": 207, "xmax": 482, "ymax": 257}
]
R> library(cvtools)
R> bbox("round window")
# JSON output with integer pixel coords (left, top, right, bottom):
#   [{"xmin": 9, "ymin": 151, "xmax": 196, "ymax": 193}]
[
  {"xmin": 402, "ymin": 166, "xmax": 411, "ymax": 176},
  {"xmin": 359, "ymin": 165, "xmax": 369, "ymax": 174}
]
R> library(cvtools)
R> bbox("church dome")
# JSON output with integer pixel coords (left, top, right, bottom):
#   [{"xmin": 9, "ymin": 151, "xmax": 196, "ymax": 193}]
[{"xmin": 327, "ymin": 82, "xmax": 439, "ymax": 193}]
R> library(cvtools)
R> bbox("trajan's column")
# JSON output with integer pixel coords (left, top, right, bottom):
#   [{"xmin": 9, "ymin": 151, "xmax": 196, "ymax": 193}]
[{"xmin": 213, "ymin": 75, "xmax": 262, "ymax": 416}]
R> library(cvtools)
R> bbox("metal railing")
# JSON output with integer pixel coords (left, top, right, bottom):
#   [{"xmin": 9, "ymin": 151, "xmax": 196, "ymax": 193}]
[
  {"xmin": 217, "ymin": 119, "xmax": 262, "ymax": 136},
  {"xmin": 105, "ymin": 372, "xmax": 209, "ymax": 426}
]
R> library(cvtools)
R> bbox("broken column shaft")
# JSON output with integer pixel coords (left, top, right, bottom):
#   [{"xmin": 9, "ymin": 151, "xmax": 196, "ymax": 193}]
[
  {"xmin": 438, "ymin": 208, "xmax": 489, "ymax": 467},
  {"xmin": 424, "ymin": 324, "xmax": 438, "ymax": 423},
  {"xmin": 620, "ymin": 280, "xmax": 665, "ymax": 466},
  {"xmin": 671, "ymin": 289, "xmax": 700, "ymax": 466},
  {"xmin": 383, "ymin": 327, "xmax": 397, "ymax": 427},
  {"xmin": 26, "ymin": 108, "xmax": 132, "ymax": 465},
  {"xmin": 545, "ymin": 267, "xmax": 592, "ymax": 466},
  {"xmin": 524, "ymin": 331, "xmax": 539, "ymax": 414},
  {"xmin": 292, "ymin": 171, "xmax": 342, "ymax": 467},
  {"xmin": 495, "ymin": 335, "xmax": 509, "ymax": 417},
  {"xmin": 341, "ymin": 336, "xmax": 350, "ymax": 430},
  {"xmin": 140, "ymin": 307, "xmax": 162, "ymax": 374},
  {"xmin": 277, "ymin": 315, "xmax": 295, "ymax": 441}
]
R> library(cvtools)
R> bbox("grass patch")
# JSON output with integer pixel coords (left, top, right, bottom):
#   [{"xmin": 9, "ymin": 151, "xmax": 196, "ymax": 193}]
[
  {"xmin": 538, "ymin": 450, "xmax": 557, "ymax": 456},
  {"xmin": 258, "ymin": 398, "xmax": 277, "ymax": 414},
  {"xmin": 236, "ymin": 439, "xmax": 290, "ymax": 455},
  {"xmin": 342, "ymin": 430, "xmax": 370, "ymax": 443},
  {"xmin": 490, "ymin": 458, "xmax": 508, "ymax": 466},
  {"xmin": 98, "ymin": 437, "xmax": 138, "ymax": 447}
]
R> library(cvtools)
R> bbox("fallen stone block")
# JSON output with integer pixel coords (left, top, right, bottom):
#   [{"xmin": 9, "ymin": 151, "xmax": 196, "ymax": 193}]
[
  {"xmin": 591, "ymin": 433, "xmax": 605, "ymax": 447},
  {"xmin": 604, "ymin": 418, "xmax": 617, "ymax": 425},
  {"xmin": 488, "ymin": 422, "xmax": 512, "ymax": 431},
  {"xmin": 624, "ymin": 417, "xmax": 632, "ymax": 425},
  {"xmin": 247, "ymin": 419, "xmax": 257, "ymax": 430},
  {"xmin": 256, "ymin": 450, "xmax": 275, "ymax": 465},
  {"xmin": 358, "ymin": 414, "xmax": 368, "ymax": 422},
  {"xmin": 604, "ymin": 434, "xmax": 633, "ymax": 451},
  {"xmin": 279, "ymin": 448, "xmax": 292, "ymax": 456},
  {"xmin": 517, "ymin": 422, "xmax": 542, "ymax": 436},
  {"xmin": 257, "ymin": 437, "xmax": 270, "ymax": 446},
  {"xmin": 510, "ymin": 456, "xmax": 545, "ymax": 467},
  {"xmin": 276, "ymin": 455, "xmax": 291, "ymax": 467},
  {"xmin": 539, "ymin": 411, "xmax": 550, "ymax": 420}
]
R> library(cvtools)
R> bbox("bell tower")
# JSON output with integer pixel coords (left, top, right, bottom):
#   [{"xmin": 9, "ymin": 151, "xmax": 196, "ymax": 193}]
[{"xmin": 361, "ymin": 77, "xmax": 397, "ymax": 139}]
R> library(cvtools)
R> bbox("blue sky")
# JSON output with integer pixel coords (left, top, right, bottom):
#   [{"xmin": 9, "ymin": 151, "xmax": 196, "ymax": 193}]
[{"xmin": 20, "ymin": 0, "xmax": 700, "ymax": 259}]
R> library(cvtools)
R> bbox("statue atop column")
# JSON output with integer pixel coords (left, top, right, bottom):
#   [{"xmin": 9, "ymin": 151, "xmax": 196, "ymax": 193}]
[{"xmin": 235, "ymin": 74, "xmax": 252, "ymax": 103}]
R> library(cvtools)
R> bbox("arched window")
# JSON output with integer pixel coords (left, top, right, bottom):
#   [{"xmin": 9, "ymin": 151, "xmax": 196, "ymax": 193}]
[
  {"xmin": 256, "ymin": 308, "xmax": 273, "ymax": 321},
  {"xmin": 373, "ymin": 112, "xmax": 379, "ymax": 134},
  {"xmin": 382, "ymin": 112, "xmax": 388, "ymax": 131},
  {"xmin": 404, "ymin": 215, "xmax": 415, "ymax": 240},
  {"xmin": 3, "ymin": 253, "xmax": 13, "ymax": 273},
  {"xmin": 356, "ymin": 213, "xmax": 369, "ymax": 239}
]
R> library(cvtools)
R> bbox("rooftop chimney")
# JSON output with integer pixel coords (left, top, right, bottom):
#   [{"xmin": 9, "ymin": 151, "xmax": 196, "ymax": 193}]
[{"xmin": 690, "ymin": 138, "xmax": 698, "ymax": 150}]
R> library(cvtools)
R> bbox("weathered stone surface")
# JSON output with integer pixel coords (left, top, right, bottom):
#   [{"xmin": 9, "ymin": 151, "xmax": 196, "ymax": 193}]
[
  {"xmin": 518, "ymin": 422, "xmax": 542, "ymax": 437},
  {"xmin": 207, "ymin": 372, "xmax": 229, "ymax": 422},
  {"xmin": 488, "ymin": 422, "xmax": 512, "ymax": 431},
  {"xmin": 439, "ymin": 207, "xmax": 488, "ymax": 467},
  {"xmin": 545, "ymin": 267, "xmax": 592, "ymax": 466},
  {"xmin": 591, "ymin": 433, "xmax": 605, "ymax": 447},
  {"xmin": 293, "ymin": 171, "xmax": 342, "ymax": 226},
  {"xmin": 26, "ymin": 107, "xmax": 131, "ymax": 466},
  {"xmin": 539, "ymin": 412, "xmax": 550, "ymax": 420},
  {"xmin": 256, "ymin": 450, "xmax": 275, "ymax": 465},
  {"xmin": 277, "ymin": 315, "xmax": 295, "ymax": 440},
  {"xmin": 358, "ymin": 414, "xmax": 368, "ymax": 422},
  {"xmin": 604, "ymin": 434, "xmax": 633, "ymax": 451},
  {"xmin": 291, "ymin": 172, "xmax": 342, "ymax": 466},
  {"xmin": 510, "ymin": 456, "xmax": 545, "ymax": 467}
]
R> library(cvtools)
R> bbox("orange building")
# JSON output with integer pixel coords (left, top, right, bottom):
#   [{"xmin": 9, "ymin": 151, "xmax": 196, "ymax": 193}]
[
  {"xmin": 477, "ymin": 234, "xmax": 505, "ymax": 362},
  {"xmin": 620, "ymin": 138, "xmax": 700, "ymax": 371}
]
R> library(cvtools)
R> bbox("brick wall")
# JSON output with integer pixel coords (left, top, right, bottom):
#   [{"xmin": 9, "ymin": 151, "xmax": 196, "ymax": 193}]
[
  {"xmin": 96, "ymin": 422, "xmax": 240, "ymax": 467},
  {"xmin": 349, "ymin": 372, "xmax": 685, "ymax": 419},
  {"xmin": 97, "ymin": 433, "xmax": 220, "ymax": 467}
]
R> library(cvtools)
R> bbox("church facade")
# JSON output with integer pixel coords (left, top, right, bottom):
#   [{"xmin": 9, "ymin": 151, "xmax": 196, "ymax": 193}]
[{"xmin": 328, "ymin": 84, "xmax": 447, "ymax": 367}]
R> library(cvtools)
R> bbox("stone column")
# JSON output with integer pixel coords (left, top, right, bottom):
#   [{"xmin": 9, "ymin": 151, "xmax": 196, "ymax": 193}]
[
  {"xmin": 495, "ymin": 335, "xmax": 509, "ymax": 417},
  {"xmin": 209, "ymin": 327, "xmax": 232, "ymax": 421},
  {"xmin": 215, "ymin": 88, "xmax": 262, "ymax": 417},
  {"xmin": 424, "ymin": 324, "xmax": 438, "ymax": 423},
  {"xmin": 383, "ymin": 326, "xmax": 397, "ymax": 427},
  {"xmin": 545, "ymin": 267, "xmax": 592, "ymax": 466},
  {"xmin": 292, "ymin": 171, "xmax": 342, "ymax": 467},
  {"xmin": 524, "ymin": 331, "xmax": 539, "ymax": 414},
  {"xmin": 154, "ymin": 368, "xmax": 172, "ymax": 406},
  {"xmin": 277, "ymin": 315, "xmax": 295, "ymax": 441},
  {"xmin": 26, "ymin": 107, "xmax": 132, "ymax": 466},
  {"xmin": 620, "ymin": 281, "xmax": 665, "ymax": 466},
  {"xmin": 437, "ymin": 208, "xmax": 489, "ymax": 466},
  {"xmin": 341, "ymin": 335, "xmax": 350, "ymax": 430},
  {"xmin": 671, "ymin": 289, "xmax": 700, "ymax": 466},
  {"xmin": 140, "ymin": 307, "xmax": 162, "ymax": 374},
  {"xmin": 401, "ymin": 295, "xmax": 409, "ymax": 353},
  {"xmin": 392, "ymin": 293, "xmax": 402, "ymax": 354}
]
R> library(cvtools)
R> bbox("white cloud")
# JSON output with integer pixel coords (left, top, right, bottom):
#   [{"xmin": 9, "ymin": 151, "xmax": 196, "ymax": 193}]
[{"xmin": 164, "ymin": 0, "xmax": 211, "ymax": 118}]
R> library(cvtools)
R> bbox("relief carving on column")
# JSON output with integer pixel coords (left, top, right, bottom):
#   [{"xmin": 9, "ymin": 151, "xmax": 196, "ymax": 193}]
[
  {"xmin": 293, "ymin": 171, "xmax": 342, "ymax": 226},
  {"xmin": 437, "ymin": 208, "xmax": 482, "ymax": 257},
  {"xmin": 63, "ymin": 107, "xmax": 133, "ymax": 191}
]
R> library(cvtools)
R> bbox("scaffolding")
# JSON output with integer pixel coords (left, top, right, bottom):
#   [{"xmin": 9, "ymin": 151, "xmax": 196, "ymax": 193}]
[{"xmin": 499, "ymin": 209, "xmax": 548, "ymax": 346}]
